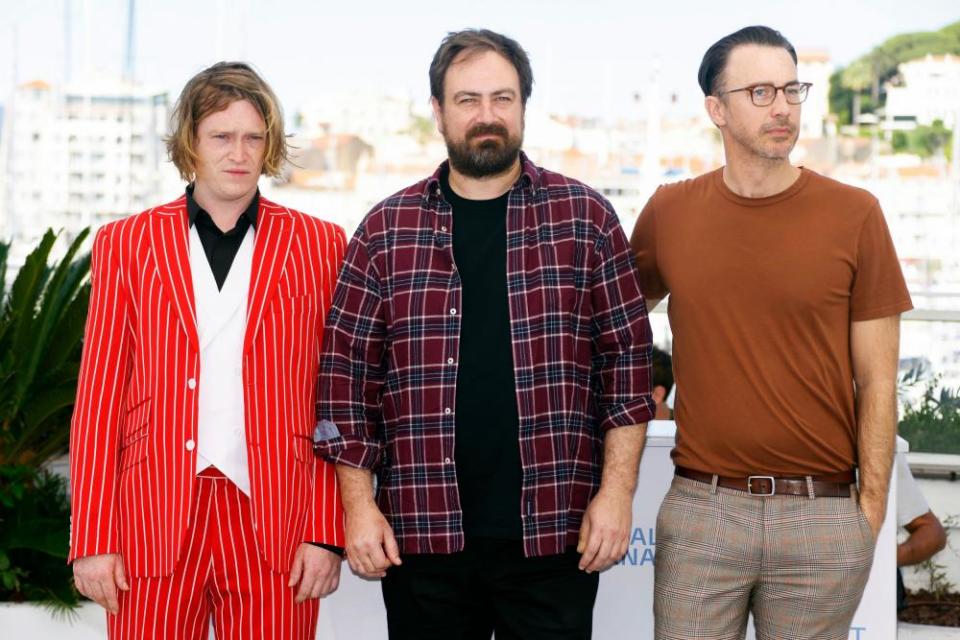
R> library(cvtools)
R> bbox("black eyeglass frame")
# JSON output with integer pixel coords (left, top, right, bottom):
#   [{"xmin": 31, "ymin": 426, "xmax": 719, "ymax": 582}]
[{"xmin": 719, "ymin": 82, "xmax": 813, "ymax": 106}]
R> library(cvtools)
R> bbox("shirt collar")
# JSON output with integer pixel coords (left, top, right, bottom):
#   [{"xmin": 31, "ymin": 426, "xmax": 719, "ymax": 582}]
[
  {"xmin": 424, "ymin": 150, "xmax": 541, "ymax": 201},
  {"xmin": 185, "ymin": 183, "xmax": 260, "ymax": 229}
]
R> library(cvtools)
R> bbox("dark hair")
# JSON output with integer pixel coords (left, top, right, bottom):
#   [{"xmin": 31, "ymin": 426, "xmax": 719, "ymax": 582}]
[
  {"xmin": 697, "ymin": 25, "xmax": 797, "ymax": 96},
  {"xmin": 651, "ymin": 346, "xmax": 674, "ymax": 394},
  {"xmin": 429, "ymin": 29, "xmax": 534, "ymax": 105}
]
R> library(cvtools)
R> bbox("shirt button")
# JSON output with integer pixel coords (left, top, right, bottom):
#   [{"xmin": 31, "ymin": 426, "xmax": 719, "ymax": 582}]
[
  {"xmin": 444, "ymin": 407, "xmax": 452, "ymax": 415},
  {"xmin": 187, "ymin": 377, "xmax": 196, "ymax": 390},
  {"xmin": 185, "ymin": 439, "xmax": 196, "ymax": 451},
  {"xmin": 441, "ymin": 225, "xmax": 448, "ymax": 232},
  {"xmin": 444, "ymin": 457, "xmax": 452, "ymax": 464},
  {"xmin": 449, "ymin": 308, "xmax": 457, "ymax": 315},
  {"xmin": 447, "ymin": 357, "xmax": 454, "ymax": 364}
]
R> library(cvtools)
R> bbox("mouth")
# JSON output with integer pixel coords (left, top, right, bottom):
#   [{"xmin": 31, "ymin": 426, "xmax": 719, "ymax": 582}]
[
  {"xmin": 225, "ymin": 169, "xmax": 250, "ymax": 176},
  {"xmin": 765, "ymin": 127, "xmax": 793, "ymax": 136},
  {"xmin": 470, "ymin": 133, "xmax": 505, "ymax": 143}
]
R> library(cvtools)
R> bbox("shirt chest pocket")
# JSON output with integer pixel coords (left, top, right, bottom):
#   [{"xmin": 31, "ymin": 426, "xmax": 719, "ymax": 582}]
[{"xmin": 519, "ymin": 234, "xmax": 584, "ymax": 316}]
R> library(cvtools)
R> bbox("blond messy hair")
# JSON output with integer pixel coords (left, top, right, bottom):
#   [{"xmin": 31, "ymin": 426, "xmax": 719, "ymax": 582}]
[{"xmin": 166, "ymin": 61, "xmax": 289, "ymax": 181}]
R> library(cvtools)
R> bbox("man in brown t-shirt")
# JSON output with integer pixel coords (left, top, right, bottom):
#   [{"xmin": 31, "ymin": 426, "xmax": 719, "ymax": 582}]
[{"xmin": 631, "ymin": 26, "xmax": 912, "ymax": 640}]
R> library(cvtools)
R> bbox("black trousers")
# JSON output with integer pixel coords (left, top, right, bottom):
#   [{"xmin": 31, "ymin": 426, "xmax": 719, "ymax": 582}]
[{"xmin": 381, "ymin": 538, "xmax": 600, "ymax": 640}]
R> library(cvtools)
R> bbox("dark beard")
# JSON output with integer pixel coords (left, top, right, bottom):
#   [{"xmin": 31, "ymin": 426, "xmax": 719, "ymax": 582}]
[{"xmin": 445, "ymin": 122, "xmax": 523, "ymax": 178}]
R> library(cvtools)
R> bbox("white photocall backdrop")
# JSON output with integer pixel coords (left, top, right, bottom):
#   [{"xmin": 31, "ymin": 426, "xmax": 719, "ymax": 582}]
[{"xmin": 317, "ymin": 422, "xmax": 901, "ymax": 640}]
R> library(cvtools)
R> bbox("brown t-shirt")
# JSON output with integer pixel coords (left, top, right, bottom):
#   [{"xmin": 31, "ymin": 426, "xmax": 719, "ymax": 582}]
[{"xmin": 631, "ymin": 167, "xmax": 913, "ymax": 476}]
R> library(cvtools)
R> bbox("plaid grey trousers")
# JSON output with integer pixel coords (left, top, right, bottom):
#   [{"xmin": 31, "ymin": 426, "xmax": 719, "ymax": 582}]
[{"xmin": 654, "ymin": 475, "xmax": 876, "ymax": 640}]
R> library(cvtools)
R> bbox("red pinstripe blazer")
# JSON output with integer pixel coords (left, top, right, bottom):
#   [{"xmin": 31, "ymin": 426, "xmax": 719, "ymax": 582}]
[{"xmin": 69, "ymin": 194, "xmax": 346, "ymax": 577}]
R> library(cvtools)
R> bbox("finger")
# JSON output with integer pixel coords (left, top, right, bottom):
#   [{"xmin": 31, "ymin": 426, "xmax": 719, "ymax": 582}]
[
  {"xmin": 113, "ymin": 559, "xmax": 130, "ymax": 591},
  {"xmin": 74, "ymin": 576, "xmax": 88, "ymax": 599},
  {"xmin": 299, "ymin": 561, "xmax": 321, "ymax": 590},
  {"xmin": 586, "ymin": 538, "xmax": 613, "ymax": 573},
  {"xmin": 577, "ymin": 518, "xmax": 591, "ymax": 554},
  {"xmin": 295, "ymin": 575, "xmax": 314, "ymax": 604},
  {"xmin": 318, "ymin": 572, "xmax": 338, "ymax": 597},
  {"xmin": 310, "ymin": 581, "xmax": 323, "ymax": 600},
  {"xmin": 92, "ymin": 580, "xmax": 115, "ymax": 614},
  {"xmin": 88, "ymin": 581, "xmax": 105, "ymax": 609},
  {"xmin": 383, "ymin": 529, "xmax": 402, "ymax": 566},
  {"xmin": 363, "ymin": 542, "xmax": 391, "ymax": 574},
  {"xmin": 288, "ymin": 550, "xmax": 305, "ymax": 588},
  {"xmin": 578, "ymin": 529, "xmax": 601, "ymax": 571},
  {"xmin": 345, "ymin": 552, "xmax": 363, "ymax": 577},
  {"xmin": 102, "ymin": 576, "xmax": 121, "ymax": 614},
  {"xmin": 614, "ymin": 537, "xmax": 629, "ymax": 564},
  {"xmin": 353, "ymin": 547, "xmax": 380, "ymax": 577}
]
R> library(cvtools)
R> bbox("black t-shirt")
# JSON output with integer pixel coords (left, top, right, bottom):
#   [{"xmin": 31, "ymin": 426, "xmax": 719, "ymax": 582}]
[{"xmin": 442, "ymin": 171, "xmax": 523, "ymax": 540}]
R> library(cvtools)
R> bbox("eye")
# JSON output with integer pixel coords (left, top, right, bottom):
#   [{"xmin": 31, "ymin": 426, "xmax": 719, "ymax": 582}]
[
  {"xmin": 495, "ymin": 95, "xmax": 512, "ymax": 103},
  {"xmin": 459, "ymin": 97, "xmax": 478, "ymax": 105},
  {"xmin": 751, "ymin": 86, "xmax": 772, "ymax": 100}
]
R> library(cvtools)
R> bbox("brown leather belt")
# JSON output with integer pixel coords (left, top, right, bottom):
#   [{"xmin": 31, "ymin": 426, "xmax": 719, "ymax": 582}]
[{"xmin": 675, "ymin": 466, "xmax": 855, "ymax": 498}]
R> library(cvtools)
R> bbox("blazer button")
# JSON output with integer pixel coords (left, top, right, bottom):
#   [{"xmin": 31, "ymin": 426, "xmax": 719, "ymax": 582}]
[
  {"xmin": 187, "ymin": 378, "xmax": 197, "ymax": 390},
  {"xmin": 185, "ymin": 439, "xmax": 196, "ymax": 451}
]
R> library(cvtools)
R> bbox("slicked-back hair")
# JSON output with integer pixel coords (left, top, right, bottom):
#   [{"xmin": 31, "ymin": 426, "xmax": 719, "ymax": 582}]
[
  {"xmin": 429, "ymin": 29, "xmax": 534, "ymax": 106},
  {"xmin": 166, "ymin": 61, "xmax": 289, "ymax": 181},
  {"xmin": 698, "ymin": 26, "xmax": 798, "ymax": 97}
]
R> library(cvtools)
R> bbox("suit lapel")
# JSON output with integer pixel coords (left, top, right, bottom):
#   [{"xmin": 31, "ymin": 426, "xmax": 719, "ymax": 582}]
[
  {"xmin": 244, "ymin": 199, "xmax": 293, "ymax": 354},
  {"xmin": 149, "ymin": 198, "xmax": 199, "ymax": 351}
]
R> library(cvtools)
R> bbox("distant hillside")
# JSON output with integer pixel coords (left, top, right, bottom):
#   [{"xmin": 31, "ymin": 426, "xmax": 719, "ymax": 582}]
[{"xmin": 830, "ymin": 19, "xmax": 960, "ymax": 125}]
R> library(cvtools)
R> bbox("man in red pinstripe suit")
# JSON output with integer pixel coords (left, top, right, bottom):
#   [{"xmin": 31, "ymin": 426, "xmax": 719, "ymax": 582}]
[{"xmin": 69, "ymin": 62, "xmax": 346, "ymax": 639}]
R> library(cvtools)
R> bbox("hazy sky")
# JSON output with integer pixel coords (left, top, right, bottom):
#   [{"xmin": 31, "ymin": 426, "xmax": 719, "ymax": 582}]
[{"xmin": 1, "ymin": 0, "xmax": 957, "ymax": 119}]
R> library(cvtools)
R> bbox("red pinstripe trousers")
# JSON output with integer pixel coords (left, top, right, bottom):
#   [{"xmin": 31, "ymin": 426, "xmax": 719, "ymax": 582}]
[{"xmin": 108, "ymin": 468, "xmax": 319, "ymax": 639}]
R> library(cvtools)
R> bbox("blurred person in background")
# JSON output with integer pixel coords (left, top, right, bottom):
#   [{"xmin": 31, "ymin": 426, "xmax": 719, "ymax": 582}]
[
  {"xmin": 895, "ymin": 451, "xmax": 947, "ymax": 609},
  {"xmin": 651, "ymin": 346, "xmax": 674, "ymax": 420}
]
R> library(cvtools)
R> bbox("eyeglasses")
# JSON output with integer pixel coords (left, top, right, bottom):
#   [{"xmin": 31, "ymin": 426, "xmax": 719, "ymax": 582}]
[{"xmin": 720, "ymin": 82, "xmax": 812, "ymax": 106}]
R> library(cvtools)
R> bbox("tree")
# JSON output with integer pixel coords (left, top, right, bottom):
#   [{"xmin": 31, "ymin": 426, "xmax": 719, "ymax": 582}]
[
  {"xmin": 0, "ymin": 228, "xmax": 91, "ymax": 611},
  {"xmin": 891, "ymin": 119, "xmax": 953, "ymax": 160},
  {"xmin": 841, "ymin": 57, "xmax": 874, "ymax": 124},
  {"xmin": 899, "ymin": 369, "xmax": 960, "ymax": 455},
  {"xmin": 830, "ymin": 20, "xmax": 960, "ymax": 125},
  {"xmin": 0, "ymin": 229, "xmax": 91, "ymax": 466}
]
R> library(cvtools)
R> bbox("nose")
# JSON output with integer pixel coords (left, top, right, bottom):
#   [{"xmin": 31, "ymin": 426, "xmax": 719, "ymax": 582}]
[
  {"xmin": 770, "ymin": 87, "xmax": 791, "ymax": 117},
  {"xmin": 228, "ymin": 137, "xmax": 246, "ymax": 161},
  {"xmin": 478, "ymin": 97, "xmax": 497, "ymax": 123}
]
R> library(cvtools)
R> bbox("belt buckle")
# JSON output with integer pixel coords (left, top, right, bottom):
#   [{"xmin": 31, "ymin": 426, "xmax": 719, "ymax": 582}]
[{"xmin": 747, "ymin": 475, "xmax": 775, "ymax": 496}]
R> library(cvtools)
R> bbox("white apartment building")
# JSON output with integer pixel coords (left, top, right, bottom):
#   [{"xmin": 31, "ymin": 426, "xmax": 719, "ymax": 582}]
[
  {"xmin": 0, "ymin": 77, "xmax": 177, "ymax": 264},
  {"xmin": 885, "ymin": 53, "xmax": 960, "ymax": 129},
  {"xmin": 797, "ymin": 50, "xmax": 832, "ymax": 139}
]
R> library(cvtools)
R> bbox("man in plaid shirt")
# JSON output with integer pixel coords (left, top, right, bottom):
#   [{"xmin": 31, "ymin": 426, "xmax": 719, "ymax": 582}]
[{"xmin": 316, "ymin": 28, "xmax": 655, "ymax": 639}]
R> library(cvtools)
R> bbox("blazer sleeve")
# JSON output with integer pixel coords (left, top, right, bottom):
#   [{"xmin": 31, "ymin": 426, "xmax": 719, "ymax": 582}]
[
  {"xmin": 68, "ymin": 224, "xmax": 134, "ymax": 562},
  {"xmin": 304, "ymin": 221, "xmax": 347, "ymax": 547}
]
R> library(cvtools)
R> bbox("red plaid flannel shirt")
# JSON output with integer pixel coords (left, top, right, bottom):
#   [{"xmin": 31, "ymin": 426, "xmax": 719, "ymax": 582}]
[{"xmin": 316, "ymin": 153, "xmax": 655, "ymax": 557}]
